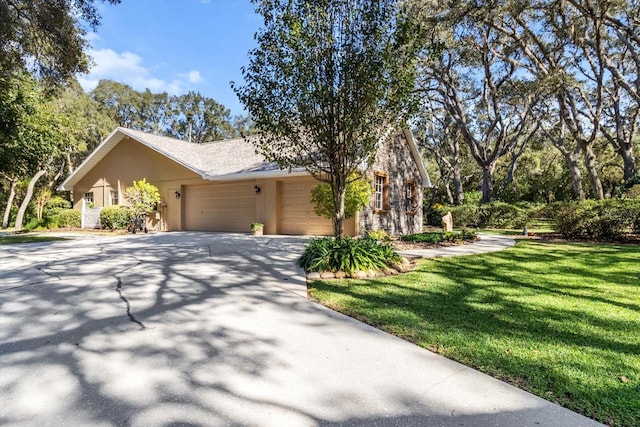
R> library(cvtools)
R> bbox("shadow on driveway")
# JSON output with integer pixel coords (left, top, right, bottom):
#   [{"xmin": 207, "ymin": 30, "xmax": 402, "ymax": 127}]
[{"xmin": 0, "ymin": 232, "xmax": 601, "ymax": 426}]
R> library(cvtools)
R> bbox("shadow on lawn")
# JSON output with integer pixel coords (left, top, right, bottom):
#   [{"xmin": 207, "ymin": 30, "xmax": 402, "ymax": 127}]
[{"xmin": 308, "ymin": 240, "xmax": 640, "ymax": 427}]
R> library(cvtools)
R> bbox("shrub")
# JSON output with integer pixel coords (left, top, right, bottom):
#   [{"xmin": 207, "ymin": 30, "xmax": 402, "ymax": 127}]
[
  {"xmin": 424, "ymin": 203, "xmax": 445, "ymax": 226},
  {"xmin": 298, "ymin": 236, "xmax": 400, "ymax": 274},
  {"xmin": 625, "ymin": 184, "xmax": 640, "ymax": 199},
  {"xmin": 124, "ymin": 179, "xmax": 161, "ymax": 216},
  {"xmin": 551, "ymin": 199, "xmax": 640, "ymax": 239},
  {"xmin": 447, "ymin": 202, "xmax": 530, "ymax": 228},
  {"xmin": 100, "ymin": 206, "xmax": 132, "ymax": 230},
  {"xmin": 43, "ymin": 196, "xmax": 71, "ymax": 217},
  {"xmin": 479, "ymin": 202, "xmax": 528, "ymax": 228},
  {"xmin": 401, "ymin": 231, "xmax": 444, "ymax": 243},
  {"xmin": 23, "ymin": 218, "xmax": 45, "ymax": 231},
  {"xmin": 311, "ymin": 174, "xmax": 372, "ymax": 220},
  {"xmin": 447, "ymin": 204, "xmax": 481, "ymax": 227},
  {"xmin": 57, "ymin": 209, "xmax": 81, "ymax": 228},
  {"xmin": 463, "ymin": 191, "xmax": 482, "ymax": 204},
  {"xmin": 401, "ymin": 229, "xmax": 477, "ymax": 244},
  {"xmin": 366, "ymin": 229, "xmax": 390, "ymax": 242}
]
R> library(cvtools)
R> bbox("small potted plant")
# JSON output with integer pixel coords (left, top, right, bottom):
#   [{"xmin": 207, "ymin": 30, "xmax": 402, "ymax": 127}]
[{"xmin": 250, "ymin": 222, "xmax": 264, "ymax": 236}]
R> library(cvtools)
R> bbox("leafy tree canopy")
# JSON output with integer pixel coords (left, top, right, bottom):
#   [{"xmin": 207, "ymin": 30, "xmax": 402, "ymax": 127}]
[
  {"xmin": 124, "ymin": 178, "xmax": 160, "ymax": 216},
  {"xmin": 0, "ymin": 0, "xmax": 121, "ymax": 85},
  {"xmin": 233, "ymin": 0, "xmax": 425, "ymax": 235},
  {"xmin": 311, "ymin": 175, "xmax": 372, "ymax": 220}
]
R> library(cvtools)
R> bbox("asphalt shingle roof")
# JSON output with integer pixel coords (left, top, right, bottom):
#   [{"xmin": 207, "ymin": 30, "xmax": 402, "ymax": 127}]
[{"xmin": 119, "ymin": 128, "xmax": 279, "ymax": 177}]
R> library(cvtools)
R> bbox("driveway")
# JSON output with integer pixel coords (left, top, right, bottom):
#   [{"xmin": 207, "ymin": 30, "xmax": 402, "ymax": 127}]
[{"xmin": 0, "ymin": 232, "xmax": 601, "ymax": 426}]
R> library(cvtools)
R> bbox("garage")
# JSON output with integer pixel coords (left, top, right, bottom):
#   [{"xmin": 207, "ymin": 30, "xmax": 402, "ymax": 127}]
[
  {"xmin": 280, "ymin": 179, "xmax": 334, "ymax": 235},
  {"xmin": 184, "ymin": 182, "xmax": 256, "ymax": 232}
]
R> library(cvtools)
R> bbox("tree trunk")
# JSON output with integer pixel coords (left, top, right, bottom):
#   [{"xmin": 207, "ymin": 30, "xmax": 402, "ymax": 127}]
[
  {"xmin": 2, "ymin": 179, "xmax": 17, "ymax": 229},
  {"xmin": 505, "ymin": 153, "xmax": 518, "ymax": 187},
  {"xmin": 619, "ymin": 144, "xmax": 637, "ymax": 183},
  {"xmin": 14, "ymin": 170, "xmax": 46, "ymax": 231},
  {"xmin": 584, "ymin": 145, "xmax": 604, "ymax": 199},
  {"xmin": 481, "ymin": 163, "xmax": 495, "ymax": 203},
  {"xmin": 332, "ymin": 178, "xmax": 347, "ymax": 237},
  {"xmin": 445, "ymin": 182, "xmax": 454, "ymax": 204},
  {"xmin": 562, "ymin": 151, "xmax": 584, "ymax": 200},
  {"xmin": 452, "ymin": 156, "xmax": 464, "ymax": 205}
]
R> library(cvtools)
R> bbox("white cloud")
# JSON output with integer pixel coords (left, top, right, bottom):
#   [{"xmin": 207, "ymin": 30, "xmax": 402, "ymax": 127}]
[
  {"xmin": 85, "ymin": 32, "xmax": 101, "ymax": 43},
  {"xmin": 78, "ymin": 48, "xmax": 204, "ymax": 95},
  {"xmin": 187, "ymin": 70, "xmax": 203, "ymax": 84}
]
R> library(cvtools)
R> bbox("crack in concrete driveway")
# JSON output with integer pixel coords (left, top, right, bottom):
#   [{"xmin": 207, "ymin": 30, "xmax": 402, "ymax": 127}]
[{"xmin": 113, "ymin": 260, "xmax": 146, "ymax": 331}]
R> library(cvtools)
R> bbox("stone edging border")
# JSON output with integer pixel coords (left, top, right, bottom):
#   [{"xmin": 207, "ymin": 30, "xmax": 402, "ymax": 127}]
[{"xmin": 305, "ymin": 256, "xmax": 417, "ymax": 281}]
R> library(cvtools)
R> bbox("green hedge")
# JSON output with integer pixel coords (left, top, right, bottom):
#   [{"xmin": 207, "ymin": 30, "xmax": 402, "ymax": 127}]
[
  {"xmin": 298, "ymin": 236, "xmax": 400, "ymax": 274},
  {"xmin": 100, "ymin": 206, "xmax": 132, "ymax": 230},
  {"xmin": 401, "ymin": 229, "xmax": 477, "ymax": 244},
  {"xmin": 57, "ymin": 209, "xmax": 81, "ymax": 228},
  {"xmin": 551, "ymin": 199, "xmax": 640, "ymax": 239},
  {"xmin": 43, "ymin": 196, "xmax": 72, "ymax": 219},
  {"xmin": 443, "ymin": 202, "xmax": 529, "ymax": 228}
]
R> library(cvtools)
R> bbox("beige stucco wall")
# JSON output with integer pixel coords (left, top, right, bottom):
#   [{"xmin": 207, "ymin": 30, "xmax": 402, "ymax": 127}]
[
  {"xmin": 359, "ymin": 132, "xmax": 424, "ymax": 235},
  {"xmin": 73, "ymin": 136, "xmax": 203, "ymax": 231}
]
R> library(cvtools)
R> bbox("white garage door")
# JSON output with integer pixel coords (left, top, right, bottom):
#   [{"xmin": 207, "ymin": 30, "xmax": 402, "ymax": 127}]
[
  {"xmin": 184, "ymin": 182, "xmax": 256, "ymax": 232},
  {"xmin": 280, "ymin": 180, "xmax": 334, "ymax": 235}
]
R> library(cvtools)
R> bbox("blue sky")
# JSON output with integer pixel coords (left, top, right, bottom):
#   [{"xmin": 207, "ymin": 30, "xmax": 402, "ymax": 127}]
[{"xmin": 78, "ymin": 0, "xmax": 261, "ymax": 116}]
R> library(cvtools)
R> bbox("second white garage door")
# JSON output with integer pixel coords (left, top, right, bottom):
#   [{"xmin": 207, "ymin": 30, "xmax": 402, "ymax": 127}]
[{"xmin": 184, "ymin": 182, "xmax": 256, "ymax": 232}]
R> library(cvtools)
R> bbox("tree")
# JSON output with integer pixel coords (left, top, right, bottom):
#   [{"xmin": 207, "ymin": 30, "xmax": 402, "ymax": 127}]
[
  {"xmin": 124, "ymin": 178, "xmax": 160, "ymax": 216},
  {"xmin": 168, "ymin": 91, "xmax": 237, "ymax": 143},
  {"xmin": 233, "ymin": 0, "xmax": 423, "ymax": 235},
  {"xmin": 414, "ymin": 4, "xmax": 542, "ymax": 203},
  {"xmin": 311, "ymin": 175, "xmax": 372, "ymax": 220},
  {"xmin": 91, "ymin": 81, "xmax": 250, "ymax": 142},
  {"xmin": 52, "ymin": 79, "xmax": 117, "ymax": 174},
  {"xmin": 0, "ymin": 0, "xmax": 121, "ymax": 85},
  {"xmin": 92, "ymin": 80, "xmax": 144, "ymax": 128},
  {"xmin": 482, "ymin": 0, "xmax": 639, "ymax": 197},
  {"xmin": 415, "ymin": 99, "xmax": 470, "ymax": 205},
  {"xmin": 0, "ymin": 72, "xmax": 66, "ymax": 230}
]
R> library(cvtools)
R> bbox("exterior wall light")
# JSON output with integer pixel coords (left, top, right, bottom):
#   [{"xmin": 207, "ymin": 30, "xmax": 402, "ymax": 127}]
[
  {"xmin": 175, "ymin": 191, "xmax": 181, "ymax": 199},
  {"xmin": 254, "ymin": 185, "xmax": 261, "ymax": 195}
]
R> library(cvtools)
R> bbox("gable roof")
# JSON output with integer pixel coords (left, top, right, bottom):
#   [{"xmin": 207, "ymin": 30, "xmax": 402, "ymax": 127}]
[{"xmin": 58, "ymin": 127, "xmax": 430, "ymax": 191}]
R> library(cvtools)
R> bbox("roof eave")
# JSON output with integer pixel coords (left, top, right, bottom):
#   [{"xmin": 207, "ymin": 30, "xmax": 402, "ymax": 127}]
[
  {"xmin": 57, "ymin": 127, "xmax": 207, "ymax": 192},
  {"xmin": 203, "ymin": 169, "xmax": 309, "ymax": 181},
  {"xmin": 402, "ymin": 128, "xmax": 432, "ymax": 188},
  {"xmin": 57, "ymin": 127, "xmax": 125, "ymax": 191}
]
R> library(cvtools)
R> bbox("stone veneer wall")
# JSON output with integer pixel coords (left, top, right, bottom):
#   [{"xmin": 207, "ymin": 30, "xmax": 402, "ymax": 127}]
[{"xmin": 359, "ymin": 132, "xmax": 424, "ymax": 236}]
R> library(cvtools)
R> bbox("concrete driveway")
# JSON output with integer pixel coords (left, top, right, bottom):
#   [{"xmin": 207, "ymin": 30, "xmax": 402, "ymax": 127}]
[{"xmin": 0, "ymin": 232, "xmax": 601, "ymax": 426}]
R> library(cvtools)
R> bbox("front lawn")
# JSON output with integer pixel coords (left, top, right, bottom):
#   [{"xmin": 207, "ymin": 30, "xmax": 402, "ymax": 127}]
[
  {"xmin": 308, "ymin": 240, "xmax": 640, "ymax": 426},
  {"xmin": 0, "ymin": 234, "xmax": 68, "ymax": 244}
]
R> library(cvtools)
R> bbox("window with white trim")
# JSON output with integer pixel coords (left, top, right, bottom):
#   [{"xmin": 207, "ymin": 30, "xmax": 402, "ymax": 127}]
[
  {"xmin": 373, "ymin": 172, "xmax": 389, "ymax": 213},
  {"xmin": 110, "ymin": 190, "xmax": 119, "ymax": 205},
  {"xmin": 84, "ymin": 192, "xmax": 94, "ymax": 204}
]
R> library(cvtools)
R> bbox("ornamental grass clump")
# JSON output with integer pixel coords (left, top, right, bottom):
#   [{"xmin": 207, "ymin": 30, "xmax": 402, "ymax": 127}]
[{"xmin": 298, "ymin": 236, "xmax": 400, "ymax": 274}]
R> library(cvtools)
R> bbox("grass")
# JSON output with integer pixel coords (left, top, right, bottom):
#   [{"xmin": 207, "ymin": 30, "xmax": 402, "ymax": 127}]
[
  {"xmin": 478, "ymin": 219, "xmax": 555, "ymax": 236},
  {"xmin": 308, "ymin": 240, "xmax": 640, "ymax": 426},
  {"xmin": 0, "ymin": 234, "xmax": 69, "ymax": 244}
]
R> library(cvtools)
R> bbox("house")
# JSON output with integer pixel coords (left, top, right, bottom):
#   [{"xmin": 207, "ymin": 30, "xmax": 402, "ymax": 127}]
[{"xmin": 58, "ymin": 127, "xmax": 431, "ymax": 236}]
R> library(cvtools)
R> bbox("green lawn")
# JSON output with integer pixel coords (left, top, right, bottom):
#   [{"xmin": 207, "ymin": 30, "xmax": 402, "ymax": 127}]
[
  {"xmin": 0, "ymin": 235, "xmax": 68, "ymax": 244},
  {"xmin": 308, "ymin": 240, "xmax": 640, "ymax": 427}
]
